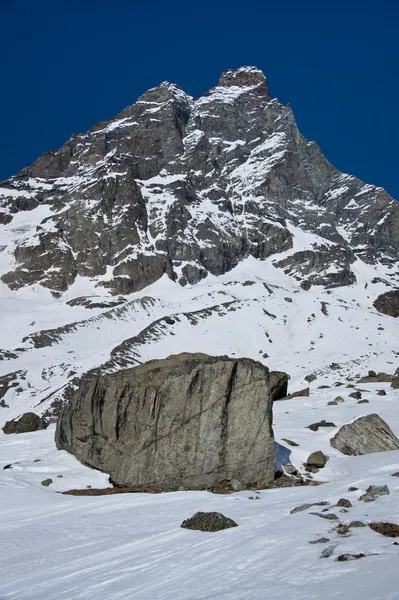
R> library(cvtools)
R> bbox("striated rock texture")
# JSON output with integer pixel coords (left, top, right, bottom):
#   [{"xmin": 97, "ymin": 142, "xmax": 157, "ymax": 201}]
[
  {"xmin": 55, "ymin": 353, "xmax": 277, "ymax": 490},
  {"xmin": 1, "ymin": 66, "xmax": 398, "ymax": 295},
  {"xmin": 330, "ymin": 414, "xmax": 399, "ymax": 455}
]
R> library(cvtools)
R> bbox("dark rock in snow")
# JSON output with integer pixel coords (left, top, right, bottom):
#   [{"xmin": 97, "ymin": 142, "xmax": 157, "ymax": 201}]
[
  {"xmin": 369, "ymin": 522, "xmax": 399, "ymax": 537},
  {"xmin": 337, "ymin": 553, "xmax": 365, "ymax": 562},
  {"xmin": 373, "ymin": 290, "xmax": 399, "ymax": 318},
  {"xmin": 2, "ymin": 412, "xmax": 48, "ymax": 434},
  {"xmin": 41, "ymin": 479, "xmax": 53, "ymax": 487},
  {"xmin": 307, "ymin": 420, "xmax": 336, "ymax": 432},
  {"xmin": 336, "ymin": 498, "xmax": 352, "ymax": 508},
  {"xmin": 180, "ymin": 512, "xmax": 238, "ymax": 532},
  {"xmin": 306, "ymin": 451, "xmax": 328, "ymax": 468}
]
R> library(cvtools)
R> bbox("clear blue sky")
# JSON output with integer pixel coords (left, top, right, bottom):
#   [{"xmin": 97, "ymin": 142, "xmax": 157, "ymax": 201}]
[{"xmin": 1, "ymin": 0, "xmax": 398, "ymax": 198}]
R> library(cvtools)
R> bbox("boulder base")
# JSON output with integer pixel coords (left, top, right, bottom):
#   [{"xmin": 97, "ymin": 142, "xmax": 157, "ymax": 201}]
[{"xmin": 55, "ymin": 353, "xmax": 278, "ymax": 490}]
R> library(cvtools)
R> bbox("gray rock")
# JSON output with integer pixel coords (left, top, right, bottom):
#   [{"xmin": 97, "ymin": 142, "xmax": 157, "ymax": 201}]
[
  {"xmin": 41, "ymin": 479, "xmax": 53, "ymax": 487},
  {"xmin": 180, "ymin": 512, "xmax": 238, "ymax": 532},
  {"xmin": 305, "ymin": 374, "xmax": 317, "ymax": 383},
  {"xmin": 309, "ymin": 537, "xmax": 330, "ymax": 544},
  {"xmin": 320, "ymin": 545, "xmax": 337, "ymax": 558},
  {"xmin": 310, "ymin": 512, "xmax": 339, "ymax": 521},
  {"xmin": 280, "ymin": 387, "xmax": 309, "ymax": 400},
  {"xmin": 2, "ymin": 412, "xmax": 48, "ymax": 434},
  {"xmin": 365, "ymin": 485, "xmax": 390, "ymax": 498},
  {"xmin": 283, "ymin": 464, "xmax": 297, "ymax": 475},
  {"xmin": 55, "ymin": 353, "xmax": 277, "ymax": 490},
  {"xmin": 336, "ymin": 498, "xmax": 352, "ymax": 508},
  {"xmin": 306, "ymin": 451, "xmax": 328, "ymax": 468},
  {"xmin": 290, "ymin": 501, "xmax": 329, "ymax": 514},
  {"xmin": 330, "ymin": 414, "xmax": 399, "ymax": 455}
]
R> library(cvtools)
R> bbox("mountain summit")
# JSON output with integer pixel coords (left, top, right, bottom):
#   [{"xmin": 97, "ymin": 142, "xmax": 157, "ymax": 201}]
[{"xmin": 0, "ymin": 66, "xmax": 398, "ymax": 297}]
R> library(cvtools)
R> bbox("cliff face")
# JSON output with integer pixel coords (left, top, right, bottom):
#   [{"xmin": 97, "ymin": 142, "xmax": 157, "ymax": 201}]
[
  {"xmin": 55, "ymin": 353, "xmax": 277, "ymax": 490},
  {"xmin": 1, "ymin": 66, "xmax": 398, "ymax": 295}
]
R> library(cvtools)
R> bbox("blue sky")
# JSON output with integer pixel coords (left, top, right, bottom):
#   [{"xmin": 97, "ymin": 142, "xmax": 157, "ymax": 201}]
[{"xmin": 1, "ymin": 0, "xmax": 398, "ymax": 198}]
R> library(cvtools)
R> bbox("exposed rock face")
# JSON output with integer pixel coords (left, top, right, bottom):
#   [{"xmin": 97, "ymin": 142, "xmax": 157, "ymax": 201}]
[
  {"xmin": 373, "ymin": 290, "xmax": 399, "ymax": 317},
  {"xmin": 2, "ymin": 412, "xmax": 48, "ymax": 434},
  {"xmin": 55, "ymin": 353, "xmax": 277, "ymax": 490},
  {"xmin": 1, "ymin": 66, "xmax": 398, "ymax": 295},
  {"xmin": 330, "ymin": 414, "xmax": 399, "ymax": 455}
]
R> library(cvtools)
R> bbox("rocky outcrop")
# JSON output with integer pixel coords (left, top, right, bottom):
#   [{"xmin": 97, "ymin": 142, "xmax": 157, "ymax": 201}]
[
  {"xmin": 55, "ymin": 353, "xmax": 278, "ymax": 490},
  {"xmin": 1, "ymin": 66, "xmax": 398, "ymax": 295},
  {"xmin": 373, "ymin": 290, "xmax": 399, "ymax": 317},
  {"xmin": 330, "ymin": 414, "xmax": 399, "ymax": 455},
  {"xmin": 2, "ymin": 412, "xmax": 48, "ymax": 434}
]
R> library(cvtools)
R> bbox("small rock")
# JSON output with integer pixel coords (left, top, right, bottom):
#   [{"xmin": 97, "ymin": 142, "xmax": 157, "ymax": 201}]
[
  {"xmin": 41, "ymin": 479, "xmax": 53, "ymax": 487},
  {"xmin": 57, "ymin": 474, "xmax": 63, "ymax": 478},
  {"xmin": 306, "ymin": 451, "xmax": 328, "ymax": 469},
  {"xmin": 282, "ymin": 438, "xmax": 299, "ymax": 447},
  {"xmin": 336, "ymin": 524, "xmax": 351, "ymax": 535},
  {"xmin": 327, "ymin": 401, "xmax": 338, "ymax": 406},
  {"xmin": 283, "ymin": 464, "xmax": 297, "ymax": 476},
  {"xmin": 318, "ymin": 385, "xmax": 331, "ymax": 389},
  {"xmin": 349, "ymin": 391, "xmax": 362, "ymax": 400},
  {"xmin": 348, "ymin": 486, "xmax": 358, "ymax": 492},
  {"xmin": 3, "ymin": 464, "xmax": 12, "ymax": 470},
  {"xmin": 377, "ymin": 390, "xmax": 386, "ymax": 396},
  {"xmin": 320, "ymin": 545, "xmax": 336, "ymax": 558},
  {"xmin": 366, "ymin": 485, "xmax": 390, "ymax": 497},
  {"xmin": 305, "ymin": 374, "xmax": 317, "ymax": 383},
  {"xmin": 180, "ymin": 512, "xmax": 238, "ymax": 532},
  {"xmin": 334, "ymin": 396, "xmax": 345, "ymax": 403},
  {"xmin": 230, "ymin": 478, "xmax": 243, "ymax": 491},
  {"xmin": 309, "ymin": 537, "xmax": 330, "ymax": 544},
  {"xmin": 368, "ymin": 370, "xmax": 377, "ymax": 378},
  {"xmin": 290, "ymin": 501, "xmax": 329, "ymax": 514},
  {"xmin": 349, "ymin": 521, "xmax": 366, "ymax": 528},
  {"xmin": 337, "ymin": 553, "xmax": 365, "ymax": 562},
  {"xmin": 391, "ymin": 472, "xmax": 399, "ymax": 477},
  {"xmin": 284, "ymin": 297, "xmax": 293, "ymax": 303},
  {"xmin": 310, "ymin": 512, "xmax": 339, "ymax": 521},
  {"xmin": 358, "ymin": 399, "xmax": 369, "ymax": 404},
  {"xmin": 359, "ymin": 494, "xmax": 375, "ymax": 502},
  {"xmin": 336, "ymin": 498, "xmax": 352, "ymax": 508},
  {"xmin": 33, "ymin": 459, "xmax": 41, "ymax": 463},
  {"xmin": 369, "ymin": 522, "xmax": 399, "ymax": 537},
  {"xmin": 281, "ymin": 388, "xmax": 309, "ymax": 400},
  {"xmin": 307, "ymin": 420, "xmax": 336, "ymax": 432}
]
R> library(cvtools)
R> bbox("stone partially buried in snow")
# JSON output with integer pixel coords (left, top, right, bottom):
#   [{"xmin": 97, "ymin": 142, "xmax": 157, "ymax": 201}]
[
  {"xmin": 2, "ymin": 412, "xmax": 48, "ymax": 434},
  {"xmin": 330, "ymin": 414, "xmax": 399, "ymax": 456},
  {"xmin": 181, "ymin": 512, "xmax": 238, "ymax": 532},
  {"xmin": 55, "ymin": 353, "xmax": 278, "ymax": 490}
]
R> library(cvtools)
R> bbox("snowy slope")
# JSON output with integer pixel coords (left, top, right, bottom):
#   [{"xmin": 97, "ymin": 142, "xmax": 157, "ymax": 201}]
[{"xmin": 1, "ymin": 65, "xmax": 399, "ymax": 600}]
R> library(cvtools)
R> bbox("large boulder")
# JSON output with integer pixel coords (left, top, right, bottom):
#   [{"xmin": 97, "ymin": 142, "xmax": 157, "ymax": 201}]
[
  {"xmin": 330, "ymin": 414, "xmax": 399, "ymax": 455},
  {"xmin": 2, "ymin": 412, "xmax": 48, "ymax": 434},
  {"xmin": 55, "ymin": 353, "xmax": 278, "ymax": 490},
  {"xmin": 373, "ymin": 290, "xmax": 399, "ymax": 318}
]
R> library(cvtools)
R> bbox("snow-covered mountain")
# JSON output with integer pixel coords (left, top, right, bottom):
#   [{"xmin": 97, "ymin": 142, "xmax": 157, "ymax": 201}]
[{"xmin": 1, "ymin": 67, "xmax": 399, "ymax": 600}]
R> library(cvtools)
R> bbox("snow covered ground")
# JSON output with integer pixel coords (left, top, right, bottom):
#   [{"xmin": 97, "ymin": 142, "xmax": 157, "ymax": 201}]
[{"xmin": 1, "ymin": 254, "xmax": 399, "ymax": 599}]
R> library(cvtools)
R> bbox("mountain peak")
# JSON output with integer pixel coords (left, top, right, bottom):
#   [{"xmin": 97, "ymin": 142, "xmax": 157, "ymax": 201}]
[{"xmin": 217, "ymin": 66, "xmax": 267, "ymax": 88}]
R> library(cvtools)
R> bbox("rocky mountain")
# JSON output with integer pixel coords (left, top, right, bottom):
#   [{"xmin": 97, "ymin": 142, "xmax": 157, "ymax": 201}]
[
  {"xmin": 0, "ymin": 66, "xmax": 398, "ymax": 420},
  {"xmin": 1, "ymin": 66, "xmax": 398, "ymax": 297}
]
